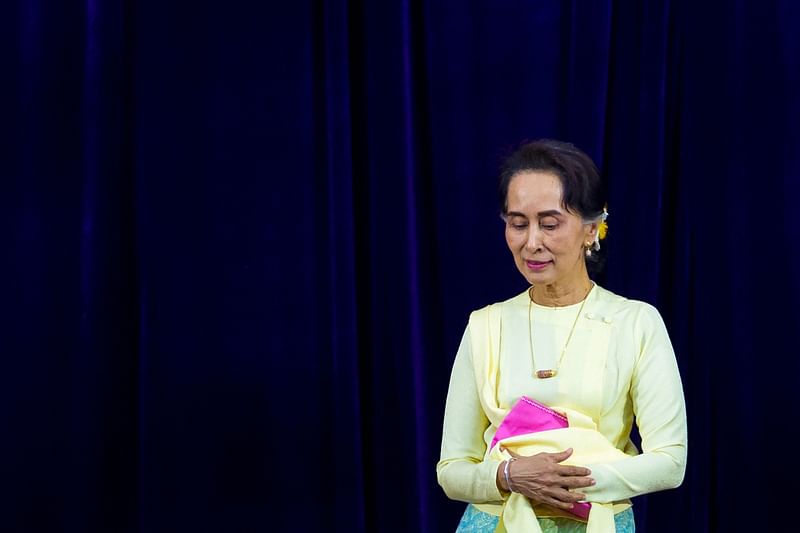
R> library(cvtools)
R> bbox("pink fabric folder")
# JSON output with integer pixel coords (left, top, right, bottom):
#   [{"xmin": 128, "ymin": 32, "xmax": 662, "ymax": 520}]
[{"xmin": 492, "ymin": 396, "xmax": 591, "ymax": 521}]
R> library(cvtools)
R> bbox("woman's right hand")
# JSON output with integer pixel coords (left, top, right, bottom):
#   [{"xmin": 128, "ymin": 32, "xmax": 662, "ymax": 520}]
[{"xmin": 497, "ymin": 447, "xmax": 595, "ymax": 511}]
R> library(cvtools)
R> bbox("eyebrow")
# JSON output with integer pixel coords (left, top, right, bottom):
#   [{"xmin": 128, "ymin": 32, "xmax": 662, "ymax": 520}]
[{"xmin": 505, "ymin": 209, "xmax": 563, "ymax": 218}]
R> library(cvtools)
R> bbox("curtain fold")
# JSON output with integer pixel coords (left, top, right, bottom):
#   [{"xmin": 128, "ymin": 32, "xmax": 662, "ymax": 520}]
[{"xmin": 3, "ymin": 1, "xmax": 800, "ymax": 531}]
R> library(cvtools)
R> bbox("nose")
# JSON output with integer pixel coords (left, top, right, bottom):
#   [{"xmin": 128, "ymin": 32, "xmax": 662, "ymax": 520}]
[{"xmin": 524, "ymin": 224, "xmax": 543, "ymax": 252}]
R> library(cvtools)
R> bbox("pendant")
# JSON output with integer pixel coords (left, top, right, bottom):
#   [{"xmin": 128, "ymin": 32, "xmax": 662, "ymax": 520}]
[{"xmin": 536, "ymin": 369, "xmax": 557, "ymax": 379}]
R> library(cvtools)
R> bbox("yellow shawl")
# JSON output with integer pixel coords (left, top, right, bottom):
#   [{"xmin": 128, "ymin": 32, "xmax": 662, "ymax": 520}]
[{"xmin": 469, "ymin": 296, "xmax": 634, "ymax": 533}]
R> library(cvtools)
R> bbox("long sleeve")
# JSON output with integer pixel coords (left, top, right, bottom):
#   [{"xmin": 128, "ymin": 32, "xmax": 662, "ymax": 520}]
[
  {"xmin": 436, "ymin": 287, "xmax": 688, "ymax": 511},
  {"xmin": 582, "ymin": 303, "xmax": 688, "ymax": 502},
  {"xmin": 436, "ymin": 328, "xmax": 505, "ymax": 503}
]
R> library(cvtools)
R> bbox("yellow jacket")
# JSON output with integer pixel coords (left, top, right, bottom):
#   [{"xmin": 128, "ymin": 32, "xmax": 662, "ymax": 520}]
[{"xmin": 437, "ymin": 285, "xmax": 687, "ymax": 532}]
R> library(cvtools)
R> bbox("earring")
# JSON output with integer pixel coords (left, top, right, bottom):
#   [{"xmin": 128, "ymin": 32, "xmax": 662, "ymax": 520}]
[{"xmin": 585, "ymin": 242, "xmax": 593, "ymax": 257}]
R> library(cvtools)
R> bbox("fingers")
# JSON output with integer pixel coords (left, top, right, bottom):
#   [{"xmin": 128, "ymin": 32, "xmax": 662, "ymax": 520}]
[
  {"xmin": 541, "ymin": 496, "xmax": 575, "ymax": 511},
  {"xmin": 539, "ymin": 490, "xmax": 585, "ymax": 510},
  {"xmin": 504, "ymin": 447, "xmax": 581, "ymax": 463},
  {"xmin": 544, "ymin": 486, "xmax": 587, "ymax": 506},
  {"xmin": 559, "ymin": 475, "xmax": 595, "ymax": 489},
  {"xmin": 498, "ymin": 446, "xmax": 597, "ymax": 510},
  {"xmin": 500, "ymin": 448, "xmax": 592, "ymax": 477},
  {"xmin": 547, "ymin": 448, "xmax": 574, "ymax": 461},
  {"xmin": 555, "ymin": 464, "xmax": 592, "ymax": 477}
]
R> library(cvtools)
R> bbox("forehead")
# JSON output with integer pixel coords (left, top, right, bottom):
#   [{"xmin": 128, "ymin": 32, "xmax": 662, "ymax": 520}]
[{"xmin": 507, "ymin": 171, "xmax": 563, "ymax": 210}]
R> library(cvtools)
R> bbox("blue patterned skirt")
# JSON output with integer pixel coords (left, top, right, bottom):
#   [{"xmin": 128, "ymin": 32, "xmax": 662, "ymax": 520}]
[{"xmin": 455, "ymin": 505, "xmax": 635, "ymax": 532}]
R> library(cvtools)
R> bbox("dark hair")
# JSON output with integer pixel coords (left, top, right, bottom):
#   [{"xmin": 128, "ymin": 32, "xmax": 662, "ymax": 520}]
[
  {"xmin": 498, "ymin": 139, "xmax": 605, "ymax": 219},
  {"xmin": 498, "ymin": 139, "xmax": 608, "ymax": 271}
]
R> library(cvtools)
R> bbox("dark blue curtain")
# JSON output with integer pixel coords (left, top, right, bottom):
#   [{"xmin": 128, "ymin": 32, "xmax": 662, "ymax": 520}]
[{"xmin": 3, "ymin": 1, "xmax": 799, "ymax": 532}]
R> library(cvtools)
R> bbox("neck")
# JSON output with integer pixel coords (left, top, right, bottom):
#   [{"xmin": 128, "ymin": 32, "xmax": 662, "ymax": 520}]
[{"xmin": 530, "ymin": 277, "xmax": 593, "ymax": 307}]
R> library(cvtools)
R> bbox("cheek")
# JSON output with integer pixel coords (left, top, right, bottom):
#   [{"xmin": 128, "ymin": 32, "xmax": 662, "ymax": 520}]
[
  {"xmin": 555, "ymin": 235, "xmax": 583, "ymax": 257},
  {"xmin": 505, "ymin": 230, "xmax": 524, "ymax": 252},
  {"xmin": 544, "ymin": 235, "xmax": 571, "ymax": 256}
]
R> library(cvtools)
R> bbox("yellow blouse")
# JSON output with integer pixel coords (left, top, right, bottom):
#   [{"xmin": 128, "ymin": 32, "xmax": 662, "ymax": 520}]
[{"xmin": 436, "ymin": 284, "xmax": 687, "ymax": 531}]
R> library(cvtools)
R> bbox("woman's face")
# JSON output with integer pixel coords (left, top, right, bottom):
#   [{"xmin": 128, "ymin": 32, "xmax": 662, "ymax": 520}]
[{"xmin": 504, "ymin": 171, "xmax": 596, "ymax": 288}]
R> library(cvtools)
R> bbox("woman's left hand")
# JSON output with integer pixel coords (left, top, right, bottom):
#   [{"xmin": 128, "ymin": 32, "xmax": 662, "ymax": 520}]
[{"xmin": 499, "ymin": 446, "xmax": 595, "ymax": 511}]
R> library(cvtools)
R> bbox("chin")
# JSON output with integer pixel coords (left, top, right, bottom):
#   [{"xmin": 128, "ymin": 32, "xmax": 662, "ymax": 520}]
[
  {"xmin": 527, "ymin": 275, "xmax": 556, "ymax": 287},
  {"xmin": 519, "ymin": 268, "xmax": 555, "ymax": 286}
]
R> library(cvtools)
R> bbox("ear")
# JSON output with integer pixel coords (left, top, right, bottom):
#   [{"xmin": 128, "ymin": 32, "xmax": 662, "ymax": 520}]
[{"xmin": 584, "ymin": 221, "xmax": 598, "ymax": 242}]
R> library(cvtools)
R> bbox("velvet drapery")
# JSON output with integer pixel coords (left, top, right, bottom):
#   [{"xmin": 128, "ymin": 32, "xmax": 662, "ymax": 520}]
[{"xmin": 3, "ymin": 1, "xmax": 799, "ymax": 531}]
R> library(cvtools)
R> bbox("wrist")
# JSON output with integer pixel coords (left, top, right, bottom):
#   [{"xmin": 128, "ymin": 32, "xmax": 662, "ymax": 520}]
[
  {"xmin": 504, "ymin": 457, "xmax": 517, "ymax": 493},
  {"xmin": 496, "ymin": 461, "xmax": 510, "ymax": 494},
  {"xmin": 496, "ymin": 458, "xmax": 516, "ymax": 495}
]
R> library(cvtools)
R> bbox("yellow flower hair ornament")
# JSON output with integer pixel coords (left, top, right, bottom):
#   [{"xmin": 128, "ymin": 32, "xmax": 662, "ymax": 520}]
[
  {"xmin": 598, "ymin": 206, "xmax": 609, "ymax": 240},
  {"xmin": 587, "ymin": 206, "xmax": 609, "ymax": 256}
]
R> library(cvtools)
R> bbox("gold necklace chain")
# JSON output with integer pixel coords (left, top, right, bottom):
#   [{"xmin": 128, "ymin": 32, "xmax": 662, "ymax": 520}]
[{"xmin": 527, "ymin": 285, "xmax": 592, "ymax": 379}]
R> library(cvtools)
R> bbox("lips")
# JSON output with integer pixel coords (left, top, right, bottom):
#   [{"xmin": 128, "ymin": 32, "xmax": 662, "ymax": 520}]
[{"xmin": 525, "ymin": 260, "xmax": 552, "ymax": 271}]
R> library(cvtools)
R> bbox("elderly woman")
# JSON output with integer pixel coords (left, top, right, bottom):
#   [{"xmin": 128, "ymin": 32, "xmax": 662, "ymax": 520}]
[{"xmin": 436, "ymin": 140, "xmax": 687, "ymax": 533}]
